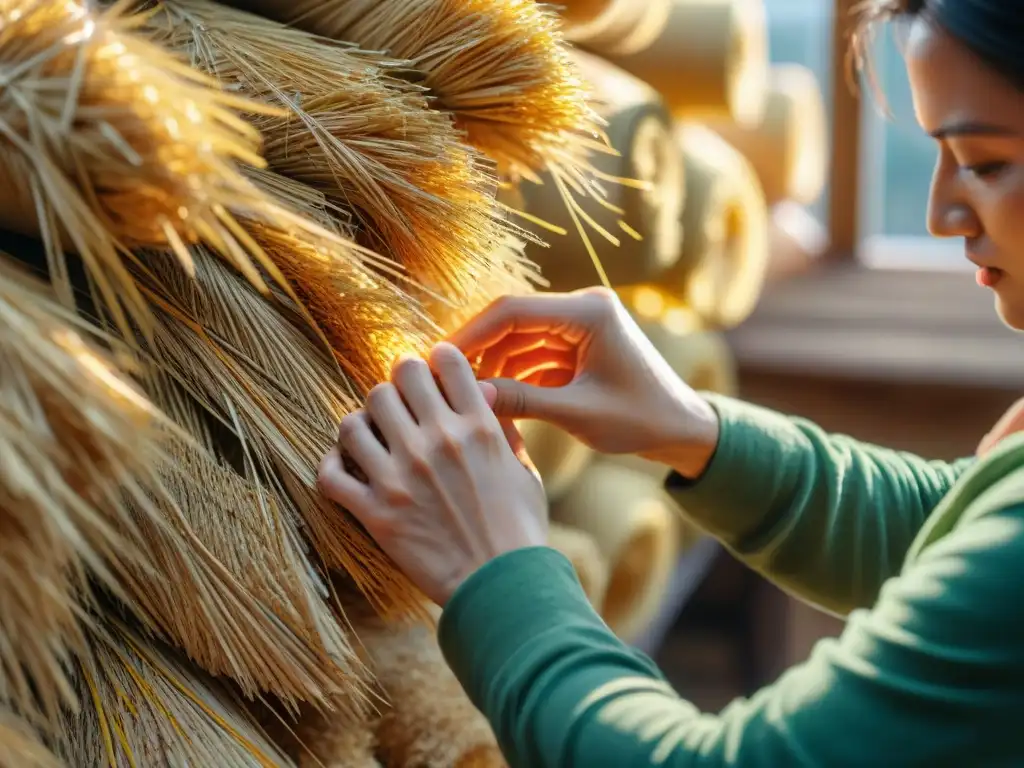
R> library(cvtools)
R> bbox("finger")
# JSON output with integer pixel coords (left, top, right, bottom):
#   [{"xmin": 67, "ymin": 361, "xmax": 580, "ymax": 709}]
[
  {"xmin": 318, "ymin": 447, "xmax": 374, "ymax": 514},
  {"xmin": 365, "ymin": 382, "xmax": 418, "ymax": 449},
  {"xmin": 336, "ymin": 411, "xmax": 392, "ymax": 480},
  {"xmin": 499, "ymin": 418, "xmax": 539, "ymax": 477},
  {"xmin": 479, "ymin": 380, "xmax": 498, "ymax": 409},
  {"xmin": 475, "ymin": 332, "xmax": 577, "ymax": 380},
  {"xmin": 429, "ymin": 342, "xmax": 488, "ymax": 414},
  {"xmin": 390, "ymin": 355, "xmax": 447, "ymax": 423},
  {"xmin": 448, "ymin": 292, "xmax": 603, "ymax": 359},
  {"xmin": 502, "ymin": 347, "xmax": 578, "ymax": 383},
  {"xmin": 522, "ymin": 368, "xmax": 575, "ymax": 388}
]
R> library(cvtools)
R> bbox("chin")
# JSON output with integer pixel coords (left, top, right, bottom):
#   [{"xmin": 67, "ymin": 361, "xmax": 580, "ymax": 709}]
[{"xmin": 994, "ymin": 293, "xmax": 1024, "ymax": 331}]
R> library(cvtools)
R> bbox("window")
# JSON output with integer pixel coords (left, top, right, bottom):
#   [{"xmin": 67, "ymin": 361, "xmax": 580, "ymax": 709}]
[
  {"xmin": 763, "ymin": 0, "xmax": 965, "ymax": 270},
  {"xmin": 729, "ymin": 0, "xmax": 1023, "ymax": 387}
]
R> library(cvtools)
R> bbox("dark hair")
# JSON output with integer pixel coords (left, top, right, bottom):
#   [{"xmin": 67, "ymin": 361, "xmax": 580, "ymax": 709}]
[{"xmin": 851, "ymin": 0, "xmax": 1024, "ymax": 94}]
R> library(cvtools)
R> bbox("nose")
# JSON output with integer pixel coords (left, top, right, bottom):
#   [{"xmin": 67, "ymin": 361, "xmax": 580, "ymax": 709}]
[{"xmin": 926, "ymin": 154, "xmax": 981, "ymax": 238}]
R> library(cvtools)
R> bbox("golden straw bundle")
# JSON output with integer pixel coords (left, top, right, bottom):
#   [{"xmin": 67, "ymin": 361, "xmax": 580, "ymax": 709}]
[
  {"xmin": 148, "ymin": 0, "xmax": 525, "ymax": 311},
  {"xmin": 0, "ymin": 710, "xmax": 59, "ymax": 768},
  {"xmin": 236, "ymin": 0, "xmax": 602, "ymax": 180},
  {"xmin": 0, "ymin": 255, "xmax": 168, "ymax": 727},
  {"xmin": 0, "ymin": 0, "xmax": 320, "ymax": 336},
  {"xmin": 57, "ymin": 620, "xmax": 295, "ymax": 767},
  {"xmin": 134, "ymin": 248, "xmax": 426, "ymax": 619},
  {"xmin": 112, "ymin": 438, "xmax": 370, "ymax": 712}
]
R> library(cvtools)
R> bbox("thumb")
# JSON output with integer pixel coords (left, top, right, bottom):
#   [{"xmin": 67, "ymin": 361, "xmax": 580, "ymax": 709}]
[{"xmin": 483, "ymin": 377, "xmax": 573, "ymax": 421}]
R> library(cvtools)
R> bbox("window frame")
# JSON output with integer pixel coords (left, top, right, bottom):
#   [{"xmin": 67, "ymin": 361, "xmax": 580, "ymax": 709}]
[{"xmin": 729, "ymin": 0, "xmax": 1024, "ymax": 389}]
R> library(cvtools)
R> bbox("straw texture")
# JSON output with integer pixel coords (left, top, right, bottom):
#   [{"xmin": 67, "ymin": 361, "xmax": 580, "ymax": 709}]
[
  {"xmin": 57, "ymin": 620, "xmax": 296, "ymax": 767},
  {"xmin": 0, "ymin": 255, "xmax": 168, "ymax": 727},
  {"xmin": 149, "ymin": 0, "xmax": 530, "ymax": 312},
  {"xmin": 0, "ymin": 0, "xmax": 323, "ymax": 336}
]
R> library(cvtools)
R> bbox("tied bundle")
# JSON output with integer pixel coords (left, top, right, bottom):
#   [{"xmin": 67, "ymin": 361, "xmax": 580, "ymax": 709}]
[
  {"xmin": 148, "ymin": 0, "xmax": 532, "ymax": 312},
  {"xmin": 0, "ymin": 256, "xmax": 170, "ymax": 729},
  {"xmin": 0, "ymin": 0, "xmax": 330, "ymax": 336}
]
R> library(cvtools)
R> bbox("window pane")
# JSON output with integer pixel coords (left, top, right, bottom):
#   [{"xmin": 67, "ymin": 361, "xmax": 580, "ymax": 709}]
[
  {"xmin": 763, "ymin": 0, "xmax": 833, "ymax": 225},
  {"xmin": 858, "ymin": 27, "xmax": 968, "ymax": 269}
]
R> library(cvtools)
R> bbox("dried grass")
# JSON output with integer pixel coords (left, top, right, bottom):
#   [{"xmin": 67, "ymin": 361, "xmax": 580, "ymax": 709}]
[
  {"xmin": 111, "ymin": 438, "xmax": 371, "ymax": 712},
  {"xmin": 0, "ymin": 0, "xmax": 329, "ymax": 336},
  {"xmin": 0, "ymin": 253, "xmax": 167, "ymax": 728},
  {"xmin": 246, "ymin": 0, "xmax": 603, "ymax": 179},
  {"xmin": 134, "ymin": 248, "xmax": 428, "ymax": 620},
  {"xmin": 147, "ymin": 0, "xmax": 530, "ymax": 311},
  {"xmin": 233, "ymin": 0, "xmax": 616, "ymax": 289},
  {"xmin": 0, "ymin": 710, "xmax": 59, "ymax": 768},
  {"xmin": 57, "ymin": 619, "xmax": 297, "ymax": 767}
]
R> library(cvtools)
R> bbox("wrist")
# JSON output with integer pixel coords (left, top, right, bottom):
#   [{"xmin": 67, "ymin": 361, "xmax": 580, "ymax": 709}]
[{"xmin": 640, "ymin": 396, "xmax": 720, "ymax": 479}]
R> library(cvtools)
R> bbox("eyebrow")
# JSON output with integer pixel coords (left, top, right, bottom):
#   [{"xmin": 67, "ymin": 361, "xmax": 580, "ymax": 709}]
[{"xmin": 930, "ymin": 121, "xmax": 1019, "ymax": 139}]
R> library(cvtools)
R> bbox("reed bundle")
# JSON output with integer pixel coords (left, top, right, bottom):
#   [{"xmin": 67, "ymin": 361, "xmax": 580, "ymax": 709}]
[
  {"xmin": 134, "ymin": 248, "xmax": 426, "ymax": 619},
  {"xmin": 147, "ymin": 0, "xmax": 525, "ymax": 311},
  {"xmin": 0, "ymin": 710, "xmax": 59, "ymax": 768},
  {"xmin": 58, "ymin": 620, "xmax": 295, "ymax": 767},
  {"xmin": 237, "ymin": 0, "xmax": 603, "ymax": 180},
  {"xmin": 0, "ymin": 256, "xmax": 168, "ymax": 727},
  {"xmin": 0, "ymin": 0, "xmax": 322, "ymax": 337}
]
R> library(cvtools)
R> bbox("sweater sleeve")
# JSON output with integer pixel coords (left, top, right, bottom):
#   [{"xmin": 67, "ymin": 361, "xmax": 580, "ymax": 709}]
[
  {"xmin": 665, "ymin": 395, "xmax": 973, "ymax": 615},
  {"xmin": 439, "ymin": 500, "xmax": 1024, "ymax": 768}
]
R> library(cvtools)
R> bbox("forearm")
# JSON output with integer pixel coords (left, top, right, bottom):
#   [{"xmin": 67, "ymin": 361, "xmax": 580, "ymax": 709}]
[
  {"xmin": 440, "ymin": 519, "xmax": 1024, "ymax": 768},
  {"xmin": 666, "ymin": 395, "xmax": 972, "ymax": 614}
]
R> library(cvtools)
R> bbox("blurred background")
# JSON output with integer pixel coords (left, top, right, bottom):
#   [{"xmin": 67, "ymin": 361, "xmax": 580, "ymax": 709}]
[
  {"xmin": 522, "ymin": 0, "xmax": 1024, "ymax": 710},
  {"xmin": 659, "ymin": 0, "xmax": 1022, "ymax": 709}
]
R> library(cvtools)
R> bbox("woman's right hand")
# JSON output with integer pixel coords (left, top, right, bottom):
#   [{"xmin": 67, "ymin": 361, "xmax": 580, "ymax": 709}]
[{"xmin": 448, "ymin": 287, "xmax": 721, "ymax": 478}]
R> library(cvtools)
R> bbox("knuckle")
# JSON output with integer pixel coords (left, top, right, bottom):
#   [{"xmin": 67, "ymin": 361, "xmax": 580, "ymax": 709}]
[
  {"xmin": 336, "ymin": 413, "xmax": 362, "ymax": 444},
  {"xmin": 379, "ymin": 481, "xmax": 413, "ymax": 507},
  {"xmin": 583, "ymin": 285, "xmax": 618, "ymax": 313},
  {"xmin": 407, "ymin": 450, "xmax": 435, "ymax": 479},
  {"xmin": 366, "ymin": 382, "xmax": 392, "ymax": 407}
]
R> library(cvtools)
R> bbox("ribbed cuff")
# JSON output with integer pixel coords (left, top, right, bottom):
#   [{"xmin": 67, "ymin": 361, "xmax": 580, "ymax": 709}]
[
  {"xmin": 438, "ymin": 547, "xmax": 595, "ymax": 710},
  {"xmin": 664, "ymin": 394, "xmax": 809, "ymax": 540}
]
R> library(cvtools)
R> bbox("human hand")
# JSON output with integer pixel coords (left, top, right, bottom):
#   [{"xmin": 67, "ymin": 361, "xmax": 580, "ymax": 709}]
[
  {"xmin": 317, "ymin": 342, "xmax": 548, "ymax": 607},
  {"xmin": 978, "ymin": 396, "xmax": 1024, "ymax": 457},
  {"xmin": 449, "ymin": 287, "xmax": 720, "ymax": 478}
]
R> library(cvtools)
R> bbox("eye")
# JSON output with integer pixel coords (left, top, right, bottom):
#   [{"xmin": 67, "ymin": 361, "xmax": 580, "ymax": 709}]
[{"xmin": 963, "ymin": 161, "xmax": 1009, "ymax": 179}]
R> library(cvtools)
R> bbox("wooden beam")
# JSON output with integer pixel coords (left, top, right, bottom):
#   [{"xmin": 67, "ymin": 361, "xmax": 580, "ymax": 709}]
[{"xmin": 826, "ymin": 0, "xmax": 863, "ymax": 256}]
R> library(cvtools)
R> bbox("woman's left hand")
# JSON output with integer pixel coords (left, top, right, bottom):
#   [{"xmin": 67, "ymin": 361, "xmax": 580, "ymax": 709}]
[{"xmin": 318, "ymin": 342, "xmax": 548, "ymax": 606}]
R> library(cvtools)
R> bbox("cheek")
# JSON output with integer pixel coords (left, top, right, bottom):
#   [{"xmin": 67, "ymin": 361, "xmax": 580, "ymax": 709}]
[{"xmin": 976, "ymin": 170, "xmax": 1024, "ymax": 257}]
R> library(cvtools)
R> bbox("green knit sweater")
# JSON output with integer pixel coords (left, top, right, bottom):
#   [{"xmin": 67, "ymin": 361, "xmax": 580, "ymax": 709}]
[{"xmin": 438, "ymin": 395, "xmax": 1024, "ymax": 767}]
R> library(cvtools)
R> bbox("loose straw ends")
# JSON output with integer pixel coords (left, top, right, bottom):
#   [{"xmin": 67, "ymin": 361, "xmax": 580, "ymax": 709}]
[
  {"xmin": 0, "ymin": 254, "xmax": 169, "ymax": 728},
  {"xmin": 0, "ymin": 0, "xmax": 305, "ymax": 335},
  {"xmin": 0, "ymin": 711, "xmax": 59, "ymax": 768},
  {"xmin": 57, "ymin": 620, "xmax": 296, "ymax": 767},
  {"xmin": 152, "ymin": 0, "xmax": 522, "ymax": 313}
]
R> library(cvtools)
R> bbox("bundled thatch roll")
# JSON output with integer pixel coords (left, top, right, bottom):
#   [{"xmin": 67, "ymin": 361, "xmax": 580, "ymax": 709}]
[
  {"xmin": 518, "ymin": 51, "xmax": 685, "ymax": 291},
  {"xmin": 1, "ymin": 0, "xmax": 607, "ymax": 759},
  {"xmin": 0, "ymin": 256, "xmax": 173, "ymax": 728},
  {"xmin": 767, "ymin": 201, "xmax": 829, "ymax": 280},
  {"xmin": 57, "ymin": 620, "xmax": 295, "ymax": 767},
  {"xmin": 659, "ymin": 124, "xmax": 769, "ymax": 329},
  {"xmin": 520, "ymin": 419, "xmax": 596, "ymax": 504},
  {"xmin": 706, "ymin": 64, "xmax": 829, "ymax": 205},
  {"xmin": 554, "ymin": 462, "xmax": 679, "ymax": 642},
  {"xmin": 0, "ymin": 0, "xmax": 328, "ymax": 337},
  {"xmin": 548, "ymin": 522, "xmax": 611, "ymax": 611},
  {"xmin": 561, "ymin": 0, "xmax": 674, "ymax": 57},
  {"xmin": 589, "ymin": 0, "xmax": 769, "ymax": 128},
  {"xmin": 149, "ymin": 0, "xmax": 524, "ymax": 314},
  {"xmin": 231, "ymin": 0, "xmax": 601, "ymax": 181}
]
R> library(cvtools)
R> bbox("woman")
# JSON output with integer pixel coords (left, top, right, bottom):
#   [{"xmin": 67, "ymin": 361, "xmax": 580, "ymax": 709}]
[{"xmin": 318, "ymin": 1, "xmax": 1024, "ymax": 764}]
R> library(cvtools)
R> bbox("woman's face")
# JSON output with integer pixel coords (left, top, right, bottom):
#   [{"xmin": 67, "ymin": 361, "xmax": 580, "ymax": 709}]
[{"xmin": 905, "ymin": 19, "xmax": 1024, "ymax": 329}]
